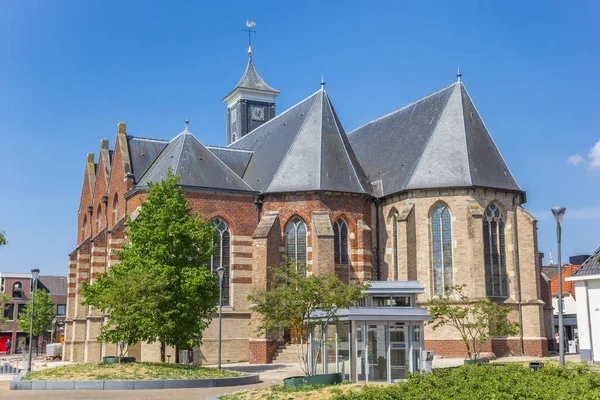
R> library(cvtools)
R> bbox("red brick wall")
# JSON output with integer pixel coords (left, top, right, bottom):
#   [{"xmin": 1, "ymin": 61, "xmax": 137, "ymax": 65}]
[{"xmin": 425, "ymin": 338, "xmax": 548, "ymax": 358}]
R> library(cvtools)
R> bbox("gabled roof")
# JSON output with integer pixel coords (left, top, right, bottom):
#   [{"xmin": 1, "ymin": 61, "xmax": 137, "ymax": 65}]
[
  {"xmin": 348, "ymin": 82, "xmax": 521, "ymax": 197},
  {"xmin": 223, "ymin": 58, "xmax": 279, "ymax": 100},
  {"xmin": 136, "ymin": 127, "xmax": 255, "ymax": 193},
  {"xmin": 550, "ymin": 265, "xmax": 579, "ymax": 298},
  {"xmin": 228, "ymin": 89, "xmax": 372, "ymax": 195},
  {"xmin": 38, "ymin": 275, "xmax": 68, "ymax": 295},
  {"xmin": 571, "ymin": 248, "xmax": 600, "ymax": 278},
  {"xmin": 127, "ymin": 136, "xmax": 169, "ymax": 181}
]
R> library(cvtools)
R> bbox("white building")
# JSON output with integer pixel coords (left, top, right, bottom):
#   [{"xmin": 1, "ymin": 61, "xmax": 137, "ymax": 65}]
[{"xmin": 566, "ymin": 249, "xmax": 600, "ymax": 364}]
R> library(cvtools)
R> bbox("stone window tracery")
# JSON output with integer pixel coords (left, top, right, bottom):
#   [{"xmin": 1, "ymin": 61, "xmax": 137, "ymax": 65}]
[
  {"xmin": 210, "ymin": 217, "xmax": 230, "ymax": 306},
  {"xmin": 431, "ymin": 203, "xmax": 453, "ymax": 296},
  {"xmin": 333, "ymin": 218, "xmax": 349, "ymax": 264},
  {"xmin": 286, "ymin": 216, "xmax": 307, "ymax": 274},
  {"xmin": 483, "ymin": 203, "xmax": 508, "ymax": 297}
]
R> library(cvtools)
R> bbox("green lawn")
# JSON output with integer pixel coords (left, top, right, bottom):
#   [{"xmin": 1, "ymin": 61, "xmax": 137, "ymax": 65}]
[
  {"xmin": 23, "ymin": 362, "xmax": 245, "ymax": 381},
  {"xmin": 221, "ymin": 364, "xmax": 600, "ymax": 400}
]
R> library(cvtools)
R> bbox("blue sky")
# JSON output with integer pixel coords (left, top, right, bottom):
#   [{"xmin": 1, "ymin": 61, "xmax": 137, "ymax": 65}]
[{"xmin": 0, "ymin": 1, "xmax": 598, "ymax": 276}]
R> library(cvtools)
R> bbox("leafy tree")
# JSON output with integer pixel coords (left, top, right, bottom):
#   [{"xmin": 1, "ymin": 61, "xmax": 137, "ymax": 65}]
[
  {"xmin": 0, "ymin": 292, "xmax": 12, "ymax": 331},
  {"xmin": 248, "ymin": 263, "xmax": 367, "ymax": 375},
  {"xmin": 82, "ymin": 169, "xmax": 218, "ymax": 362},
  {"xmin": 427, "ymin": 285, "xmax": 520, "ymax": 360},
  {"xmin": 0, "ymin": 230, "xmax": 6, "ymax": 246},
  {"xmin": 17, "ymin": 289, "xmax": 55, "ymax": 339}
]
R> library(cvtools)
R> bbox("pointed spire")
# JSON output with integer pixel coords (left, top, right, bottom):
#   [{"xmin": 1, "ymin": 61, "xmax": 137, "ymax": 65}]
[
  {"xmin": 184, "ymin": 117, "xmax": 190, "ymax": 133},
  {"xmin": 549, "ymin": 250, "xmax": 555, "ymax": 266},
  {"xmin": 320, "ymin": 76, "xmax": 326, "ymax": 90},
  {"xmin": 457, "ymin": 68, "xmax": 462, "ymax": 82}
]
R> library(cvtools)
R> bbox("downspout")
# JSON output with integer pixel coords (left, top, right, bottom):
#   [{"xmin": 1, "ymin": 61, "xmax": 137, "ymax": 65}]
[
  {"xmin": 584, "ymin": 281, "xmax": 594, "ymax": 362},
  {"xmin": 512, "ymin": 193, "xmax": 525, "ymax": 356},
  {"xmin": 374, "ymin": 198, "xmax": 381, "ymax": 281}
]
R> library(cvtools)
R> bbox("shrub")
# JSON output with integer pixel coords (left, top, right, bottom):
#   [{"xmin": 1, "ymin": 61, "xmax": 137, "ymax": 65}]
[{"xmin": 332, "ymin": 364, "xmax": 600, "ymax": 400}]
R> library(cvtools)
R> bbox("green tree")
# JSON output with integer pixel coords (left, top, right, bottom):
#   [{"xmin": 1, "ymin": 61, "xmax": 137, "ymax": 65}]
[
  {"xmin": 17, "ymin": 289, "xmax": 55, "ymax": 339},
  {"xmin": 427, "ymin": 285, "xmax": 520, "ymax": 360},
  {"xmin": 248, "ymin": 263, "xmax": 367, "ymax": 375},
  {"xmin": 0, "ymin": 293, "xmax": 11, "ymax": 331},
  {"xmin": 82, "ymin": 169, "xmax": 218, "ymax": 362},
  {"xmin": 0, "ymin": 230, "xmax": 6, "ymax": 246}
]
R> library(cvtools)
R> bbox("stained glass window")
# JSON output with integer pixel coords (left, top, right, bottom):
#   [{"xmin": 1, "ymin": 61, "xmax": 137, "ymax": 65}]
[
  {"xmin": 286, "ymin": 217, "xmax": 307, "ymax": 274},
  {"xmin": 333, "ymin": 219, "xmax": 349, "ymax": 264},
  {"xmin": 483, "ymin": 203, "xmax": 508, "ymax": 297},
  {"xmin": 431, "ymin": 203, "xmax": 453, "ymax": 295},
  {"xmin": 210, "ymin": 218, "xmax": 230, "ymax": 306}
]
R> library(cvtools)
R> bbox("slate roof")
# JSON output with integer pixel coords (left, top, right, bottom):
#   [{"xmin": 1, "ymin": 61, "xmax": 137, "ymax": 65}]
[
  {"xmin": 127, "ymin": 136, "xmax": 169, "ymax": 180},
  {"xmin": 348, "ymin": 82, "xmax": 521, "ymax": 197},
  {"xmin": 541, "ymin": 266, "xmax": 559, "ymax": 281},
  {"xmin": 38, "ymin": 275, "xmax": 67, "ymax": 295},
  {"xmin": 136, "ymin": 127, "xmax": 256, "ymax": 193},
  {"xmin": 205, "ymin": 146, "xmax": 253, "ymax": 178},
  {"xmin": 223, "ymin": 58, "xmax": 279, "ymax": 100},
  {"xmin": 571, "ymin": 248, "xmax": 600, "ymax": 278},
  {"xmin": 228, "ymin": 89, "xmax": 372, "ymax": 195}
]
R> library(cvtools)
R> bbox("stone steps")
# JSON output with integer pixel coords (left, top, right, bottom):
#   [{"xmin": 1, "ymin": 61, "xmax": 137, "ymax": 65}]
[{"xmin": 271, "ymin": 344, "xmax": 306, "ymax": 363}]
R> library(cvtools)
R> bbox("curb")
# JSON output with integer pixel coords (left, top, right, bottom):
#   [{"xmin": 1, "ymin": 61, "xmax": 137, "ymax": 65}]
[{"xmin": 9, "ymin": 371, "xmax": 260, "ymax": 390}]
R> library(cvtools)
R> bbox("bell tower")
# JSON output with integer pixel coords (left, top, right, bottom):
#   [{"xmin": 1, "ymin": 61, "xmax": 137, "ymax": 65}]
[{"xmin": 223, "ymin": 26, "xmax": 279, "ymax": 145}]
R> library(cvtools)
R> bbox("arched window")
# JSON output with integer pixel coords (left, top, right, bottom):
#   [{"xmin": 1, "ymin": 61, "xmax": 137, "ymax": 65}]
[
  {"xmin": 12, "ymin": 282, "xmax": 22, "ymax": 298},
  {"xmin": 483, "ymin": 203, "xmax": 508, "ymax": 297},
  {"xmin": 286, "ymin": 217, "xmax": 307, "ymax": 274},
  {"xmin": 392, "ymin": 212, "xmax": 399, "ymax": 281},
  {"xmin": 112, "ymin": 194, "xmax": 119, "ymax": 225},
  {"xmin": 96, "ymin": 204, "xmax": 102, "ymax": 232},
  {"xmin": 431, "ymin": 203, "xmax": 453, "ymax": 295},
  {"xmin": 82, "ymin": 215, "xmax": 88, "ymax": 242},
  {"xmin": 333, "ymin": 218, "xmax": 349, "ymax": 264},
  {"xmin": 210, "ymin": 218, "xmax": 230, "ymax": 306}
]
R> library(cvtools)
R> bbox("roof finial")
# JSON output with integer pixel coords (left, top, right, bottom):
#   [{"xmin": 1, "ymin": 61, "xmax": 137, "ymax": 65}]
[
  {"xmin": 243, "ymin": 21, "xmax": 257, "ymax": 60},
  {"xmin": 457, "ymin": 68, "xmax": 462, "ymax": 82},
  {"xmin": 320, "ymin": 76, "xmax": 326, "ymax": 90},
  {"xmin": 184, "ymin": 117, "xmax": 189, "ymax": 132}
]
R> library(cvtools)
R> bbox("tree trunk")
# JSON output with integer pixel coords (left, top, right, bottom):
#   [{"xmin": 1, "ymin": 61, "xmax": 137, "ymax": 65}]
[
  {"xmin": 175, "ymin": 345, "xmax": 179, "ymax": 364},
  {"xmin": 160, "ymin": 342, "xmax": 166, "ymax": 362}
]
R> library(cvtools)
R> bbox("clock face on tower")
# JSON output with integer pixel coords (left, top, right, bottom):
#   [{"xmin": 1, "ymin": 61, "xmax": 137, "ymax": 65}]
[{"xmin": 251, "ymin": 106, "xmax": 265, "ymax": 121}]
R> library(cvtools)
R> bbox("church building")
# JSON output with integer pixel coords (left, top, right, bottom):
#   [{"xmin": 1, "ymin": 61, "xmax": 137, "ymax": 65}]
[{"xmin": 64, "ymin": 47, "xmax": 550, "ymax": 364}]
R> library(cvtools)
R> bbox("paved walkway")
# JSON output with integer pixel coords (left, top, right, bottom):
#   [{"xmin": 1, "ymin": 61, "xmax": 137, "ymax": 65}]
[{"xmin": 0, "ymin": 354, "xmax": 584, "ymax": 399}]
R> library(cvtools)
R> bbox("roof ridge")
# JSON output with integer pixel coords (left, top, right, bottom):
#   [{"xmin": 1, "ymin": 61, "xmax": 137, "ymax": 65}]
[
  {"xmin": 136, "ymin": 134, "xmax": 184, "ymax": 183},
  {"xmin": 228, "ymin": 90, "xmax": 321, "ymax": 148},
  {"xmin": 206, "ymin": 145, "xmax": 254, "ymax": 153},
  {"xmin": 460, "ymin": 83, "xmax": 521, "ymax": 191},
  {"xmin": 323, "ymin": 92, "xmax": 368, "ymax": 194},
  {"xmin": 406, "ymin": 84, "xmax": 458, "ymax": 189},
  {"xmin": 127, "ymin": 135, "xmax": 170, "ymax": 143},
  {"xmin": 348, "ymin": 82, "xmax": 459, "ymax": 135},
  {"xmin": 266, "ymin": 91, "xmax": 321, "ymax": 192}
]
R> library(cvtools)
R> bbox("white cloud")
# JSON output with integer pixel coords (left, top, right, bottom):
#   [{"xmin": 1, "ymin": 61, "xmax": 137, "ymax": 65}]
[
  {"xmin": 587, "ymin": 140, "xmax": 600, "ymax": 170},
  {"xmin": 567, "ymin": 154, "xmax": 583, "ymax": 165}
]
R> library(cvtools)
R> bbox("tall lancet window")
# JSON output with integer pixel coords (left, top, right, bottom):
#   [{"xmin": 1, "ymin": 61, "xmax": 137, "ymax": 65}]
[
  {"xmin": 333, "ymin": 218, "xmax": 349, "ymax": 264},
  {"xmin": 96, "ymin": 205, "xmax": 102, "ymax": 232},
  {"xmin": 112, "ymin": 194, "xmax": 119, "ymax": 225},
  {"xmin": 393, "ymin": 212, "xmax": 399, "ymax": 281},
  {"xmin": 211, "ymin": 218, "xmax": 230, "ymax": 306},
  {"xmin": 286, "ymin": 217, "xmax": 307, "ymax": 274},
  {"xmin": 431, "ymin": 203, "xmax": 453, "ymax": 296},
  {"xmin": 483, "ymin": 203, "xmax": 508, "ymax": 297}
]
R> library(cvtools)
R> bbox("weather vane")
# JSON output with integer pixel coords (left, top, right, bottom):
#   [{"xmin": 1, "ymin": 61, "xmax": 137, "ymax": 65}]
[{"xmin": 243, "ymin": 21, "xmax": 256, "ymax": 58}]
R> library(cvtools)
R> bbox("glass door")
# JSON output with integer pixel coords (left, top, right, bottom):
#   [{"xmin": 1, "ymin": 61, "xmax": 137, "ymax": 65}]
[{"xmin": 389, "ymin": 323, "xmax": 408, "ymax": 381}]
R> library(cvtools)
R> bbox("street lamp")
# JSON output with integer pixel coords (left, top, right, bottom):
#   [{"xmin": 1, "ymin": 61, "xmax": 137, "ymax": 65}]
[
  {"xmin": 216, "ymin": 267, "xmax": 225, "ymax": 369},
  {"xmin": 28, "ymin": 268, "xmax": 40, "ymax": 372},
  {"xmin": 551, "ymin": 206, "xmax": 566, "ymax": 367}
]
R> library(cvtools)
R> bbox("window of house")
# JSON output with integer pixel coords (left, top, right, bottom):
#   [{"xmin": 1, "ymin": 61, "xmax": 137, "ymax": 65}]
[
  {"xmin": 12, "ymin": 282, "xmax": 22, "ymax": 298},
  {"xmin": 333, "ymin": 218, "xmax": 349, "ymax": 264},
  {"xmin": 431, "ymin": 203, "xmax": 453, "ymax": 296},
  {"xmin": 210, "ymin": 218, "xmax": 230, "ymax": 306},
  {"xmin": 17, "ymin": 303, "xmax": 26, "ymax": 317},
  {"xmin": 3, "ymin": 303, "xmax": 14, "ymax": 320},
  {"xmin": 392, "ymin": 296, "xmax": 411, "ymax": 307},
  {"xmin": 82, "ymin": 215, "xmax": 88, "ymax": 242},
  {"xmin": 0, "ymin": 277, "xmax": 4, "ymax": 293},
  {"xmin": 483, "ymin": 203, "xmax": 508, "ymax": 297},
  {"xmin": 112, "ymin": 194, "xmax": 119, "ymax": 225},
  {"xmin": 373, "ymin": 296, "xmax": 391, "ymax": 307},
  {"xmin": 57, "ymin": 304, "xmax": 66, "ymax": 316},
  {"xmin": 286, "ymin": 217, "xmax": 307, "ymax": 274}
]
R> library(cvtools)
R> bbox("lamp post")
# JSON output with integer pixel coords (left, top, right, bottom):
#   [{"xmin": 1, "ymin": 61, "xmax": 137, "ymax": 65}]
[
  {"xmin": 216, "ymin": 267, "xmax": 225, "ymax": 369},
  {"xmin": 552, "ymin": 206, "xmax": 566, "ymax": 367},
  {"xmin": 28, "ymin": 268, "xmax": 40, "ymax": 372}
]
